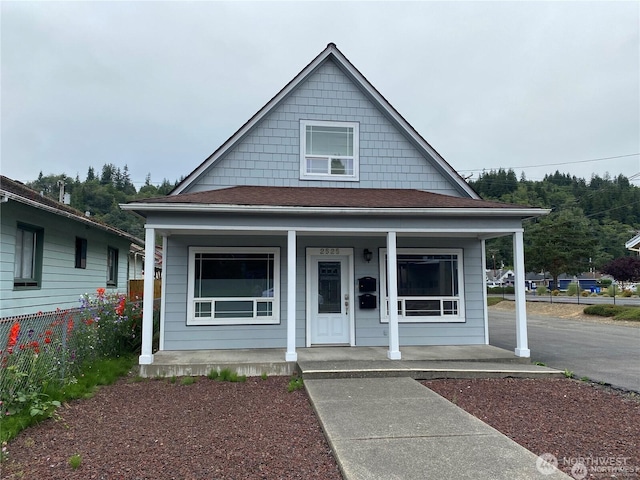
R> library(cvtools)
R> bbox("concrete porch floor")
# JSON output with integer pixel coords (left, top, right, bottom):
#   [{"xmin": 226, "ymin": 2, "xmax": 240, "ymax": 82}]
[{"xmin": 139, "ymin": 345, "xmax": 563, "ymax": 380}]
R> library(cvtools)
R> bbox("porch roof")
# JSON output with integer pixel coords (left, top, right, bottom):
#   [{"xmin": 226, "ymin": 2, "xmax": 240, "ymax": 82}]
[{"xmin": 124, "ymin": 186, "xmax": 548, "ymax": 218}]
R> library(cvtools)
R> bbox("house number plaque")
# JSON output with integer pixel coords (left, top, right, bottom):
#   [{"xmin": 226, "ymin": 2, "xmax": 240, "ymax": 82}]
[{"xmin": 319, "ymin": 248, "xmax": 340, "ymax": 255}]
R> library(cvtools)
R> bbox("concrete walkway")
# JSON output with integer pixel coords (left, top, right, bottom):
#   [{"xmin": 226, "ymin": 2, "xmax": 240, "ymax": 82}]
[{"xmin": 305, "ymin": 377, "xmax": 571, "ymax": 480}]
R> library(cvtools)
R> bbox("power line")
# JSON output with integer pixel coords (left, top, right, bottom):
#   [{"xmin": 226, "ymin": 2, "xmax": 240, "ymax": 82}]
[{"xmin": 459, "ymin": 153, "xmax": 640, "ymax": 174}]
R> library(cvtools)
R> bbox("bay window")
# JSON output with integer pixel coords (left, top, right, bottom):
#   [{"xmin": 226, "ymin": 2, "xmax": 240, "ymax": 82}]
[
  {"xmin": 187, "ymin": 247, "xmax": 280, "ymax": 325},
  {"xmin": 380, "ymin": 249, "xmax": 465, "ymax": 322}
]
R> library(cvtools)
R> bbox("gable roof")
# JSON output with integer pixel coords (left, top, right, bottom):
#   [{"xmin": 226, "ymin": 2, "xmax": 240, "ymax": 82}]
[
  {"xmin": 1, "ymin": 176, "xmax": 143, "ymax": 246},
  {"xmin": 171, "ymin": 43, "xmax": 479, "ymax": 199},
  {"xmin": 124, "ymin": 185, "xmax": 548, "ymax": 218}
]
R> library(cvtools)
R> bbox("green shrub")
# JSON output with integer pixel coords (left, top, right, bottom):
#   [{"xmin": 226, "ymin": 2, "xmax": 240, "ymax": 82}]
[
  {"xmin": 566, "ymin": 283, "xmax": 579, "ymax": 296},
  {"xmin": 614, "ymin": 307, "xmax": 640, "ymax": 321},
  {"xmin": 487, "ymin": 286, "xmax": 515, "ymax": 294},
  {"xmin": 552, "ymin": 289, "xmax": 560, "ymax": 296},
  {"xmin": 207, "ymin": 369, "xmax": 219, "ymax": 380},
  {"xmin": 180, "ymin": 376, "xmax": 196, "ymax": 385},
  {"xmin": 599, "ymin": 278, "xmax": 612, "ymax": 286},
  {"xmin": 621, "ymin": 289, "xmax": 633, "ymax": 298},
  {"xmin": 486, "ymin": 297, "xmax": 505, "ymax": 307},
  {"xmin": 580, "ymin": 290, "xmax": 589, "ymax": 297},
  {"xmin": 536, "ymin": 286, "xmax": 548, "ymax": 296},
  {"xmin": 584, "ymin": 305, "xmax": 625, "ymax": 317}
]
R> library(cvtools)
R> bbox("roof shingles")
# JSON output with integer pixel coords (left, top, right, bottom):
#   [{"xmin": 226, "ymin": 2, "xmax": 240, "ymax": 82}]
[{"xmin": 131, "ymin": 186, "xmax": 530, "ymax": 210}]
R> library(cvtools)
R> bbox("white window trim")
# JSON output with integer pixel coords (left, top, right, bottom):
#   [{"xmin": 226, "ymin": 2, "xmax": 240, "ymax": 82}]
[
  {"xmin": 299, "ymin": 119, "xmax": 360, "ymax": 182},
  {"xmin": 187, "ymin": 247, "xmax": 280, "ymax": 326},
  {"xmin": 379, "ymin": 248, "xmax": 465, "ymax": 323}
]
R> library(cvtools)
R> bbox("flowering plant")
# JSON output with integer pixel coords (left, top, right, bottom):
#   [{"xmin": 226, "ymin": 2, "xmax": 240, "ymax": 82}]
[{"xmin": 78, "ymin": 289, "xmax": 143, "ymax": 357}]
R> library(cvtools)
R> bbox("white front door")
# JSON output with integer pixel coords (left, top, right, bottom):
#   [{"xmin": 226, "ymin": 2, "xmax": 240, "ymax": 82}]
[{"xmin": 308, "ymin": 251, "xmax": 353, "ymax": 345}]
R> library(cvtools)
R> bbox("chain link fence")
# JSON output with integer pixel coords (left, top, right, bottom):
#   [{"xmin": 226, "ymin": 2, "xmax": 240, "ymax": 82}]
[{"xmin": 0, "ymin": 298, "xmax": 158, "ymax": 408}]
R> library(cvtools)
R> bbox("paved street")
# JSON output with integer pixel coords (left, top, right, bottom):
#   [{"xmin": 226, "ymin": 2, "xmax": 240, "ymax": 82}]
[{"xmin": 489, "ymin": 310, "xmax": 640, "ymax": 392}]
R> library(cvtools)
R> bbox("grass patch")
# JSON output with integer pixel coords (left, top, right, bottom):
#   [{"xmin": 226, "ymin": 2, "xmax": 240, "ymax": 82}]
[
  {"xmin": 287, "ymin": 376, "xmax": 304, "ymax": 393},
  {"xmin": 486, "ymin": 297, "xmax": 505, "ymax": 307},
  {"xmin": 217, "ymin": 368, "xmax": 247, "ymax": 383},
  {"xmin": 180, "ymin": 376, "xmax": 196, "ymax": 386},
  {"xmin": 1, "ymin": 356, "xmax": 136, "ymax": 444},
  {"xmin": 68, "ymin": 453, "xmax": 82, "ymax": 469},
  {"xmin": 583, "ymin": 304, "xmax": 640, "ymax": 320}
]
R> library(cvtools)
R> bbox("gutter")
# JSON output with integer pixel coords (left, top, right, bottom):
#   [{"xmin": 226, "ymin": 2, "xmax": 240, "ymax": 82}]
[{"xmin": 120, "ymin": 202, "xmax": 550, "ymax": 218}]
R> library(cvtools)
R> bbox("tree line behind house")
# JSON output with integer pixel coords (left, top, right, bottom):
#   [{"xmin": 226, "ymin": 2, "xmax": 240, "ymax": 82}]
[
  {"xmin": 23, "ymin": 165, "xmax": 640, "ymax": 286},
  {"xmin": 472, "ymin": 169, "xmax": 640, "ymax": 287}
]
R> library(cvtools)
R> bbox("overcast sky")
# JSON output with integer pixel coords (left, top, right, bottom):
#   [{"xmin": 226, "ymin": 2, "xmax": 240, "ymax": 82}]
[{"xmin": 2, "ymin": 1, "xmax": 639, "ymax": 189}]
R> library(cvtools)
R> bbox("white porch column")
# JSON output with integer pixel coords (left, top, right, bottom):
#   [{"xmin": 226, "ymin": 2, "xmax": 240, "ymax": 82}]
[
  {"xmin": 386, "ymin": 231, "xmax": 401, "ymax": 360},
  {"xmin": 513, "ymin": 230, "xmax": 530, "ymax": 357},
  {"xmin": 139, "ymin": 226, "xmax": 156, "ymax": 365},
  {"xmin": 158, "ymin": 235, "xmax": 167, "ymax": 351},
  {"xmin": 481, "ymin": 238, "xmax": 489, "ymax": 345},
  {"xmin": 285, "ymin": 230, "xmax": 298, "ymax": 361}
]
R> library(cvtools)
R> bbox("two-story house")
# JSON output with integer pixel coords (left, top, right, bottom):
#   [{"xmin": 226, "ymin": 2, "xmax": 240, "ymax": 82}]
[{"xmin": 123, "ymin": 44, "xmax": 548, "ymax": 367}]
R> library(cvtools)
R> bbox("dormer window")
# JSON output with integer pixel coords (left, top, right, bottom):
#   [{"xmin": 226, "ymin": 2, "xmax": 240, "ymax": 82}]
[{"xmin": 300, "ymin": 120, "xmax": 359, "ymax": 181}]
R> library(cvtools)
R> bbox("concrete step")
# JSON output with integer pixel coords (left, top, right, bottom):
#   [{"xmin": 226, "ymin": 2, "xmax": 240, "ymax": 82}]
[{"xmin": 297, "ymin": 360, "xmax": 564, "ymax": 380}]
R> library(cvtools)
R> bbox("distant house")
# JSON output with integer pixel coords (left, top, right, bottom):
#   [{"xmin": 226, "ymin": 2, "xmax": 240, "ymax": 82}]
[
  {"xmin": 626, "ymin": 232, "xmax": 640, "ymax": 255},
  {"xmin": 123, "ymin": 43, "xmax": 548, "ymax": 366},
  {"xmin": 128, "ymin": 243, "xmax": 163, "ymax": 280},
  {"xmin": 0, "ymin": 176, "xmax": 143, "ymax": 318}
]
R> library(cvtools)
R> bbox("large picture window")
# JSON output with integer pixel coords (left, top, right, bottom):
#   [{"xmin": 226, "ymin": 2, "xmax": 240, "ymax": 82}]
[
  {"xmin": 14, "ymin": 224, "xmax": 44, "ymax": 289},
  {"xmin": 300, "ymin": 120, "xmax": 359, "ymax": 181},
  {"xmin": 187, "ymin": 247, "xmax": 280, "ymax": 325},
  {"xmin": 380, "ymin": 249, "xmax": 464, "ymax": 323}
]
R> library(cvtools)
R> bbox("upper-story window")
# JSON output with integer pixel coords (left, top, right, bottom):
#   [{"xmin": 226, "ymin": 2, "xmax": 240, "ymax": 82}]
[{"xmin": 300, "ymin": 120, "xmax": 359, "ymax": 181}]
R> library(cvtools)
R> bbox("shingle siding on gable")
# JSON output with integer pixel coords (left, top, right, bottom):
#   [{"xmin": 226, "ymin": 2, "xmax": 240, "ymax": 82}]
[{"xmin": 187, "ymin": 60, "xmax": 460, "ymax": 195}]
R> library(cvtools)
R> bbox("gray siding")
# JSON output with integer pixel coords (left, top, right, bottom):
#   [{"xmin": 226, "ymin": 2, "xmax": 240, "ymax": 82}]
[
  {"xmin": 161, "ymin": 233, "xmax": 487, "ymax": 351},
  {"xmin": 185, "ymin": 59, "xmax": 460, "ymax": 195},
  {"xmin": 0, "ymin": 201, "xmax": 130, "ymax": 317}
]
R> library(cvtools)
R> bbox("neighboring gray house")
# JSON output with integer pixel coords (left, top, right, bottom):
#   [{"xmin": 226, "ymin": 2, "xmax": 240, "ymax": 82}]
[
  {"xmin": 123, "ymin": 44, "xmax": 548, "ymax": 365},
  {"xmin": 0, "ymin": 176, "xmax": 142, "ymax": 317}
]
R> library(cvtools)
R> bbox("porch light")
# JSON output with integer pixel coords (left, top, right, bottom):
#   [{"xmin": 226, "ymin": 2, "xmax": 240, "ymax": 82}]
[{"xmin": 363, "ymin": 249, "xmax": 373, "ymax": 263}]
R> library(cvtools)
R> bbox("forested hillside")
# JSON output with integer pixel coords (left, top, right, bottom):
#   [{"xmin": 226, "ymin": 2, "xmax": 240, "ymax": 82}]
[
  {"xmin": 471, "ymin": 169, "xmax": 640, "ymax": 276},
  {"xmin": 26, "ymin": 165, "xmax": 180, "ymax": 240},
  {"xmin": 23, "ymin": 165, "xmax": 639, "ymax": 276}
]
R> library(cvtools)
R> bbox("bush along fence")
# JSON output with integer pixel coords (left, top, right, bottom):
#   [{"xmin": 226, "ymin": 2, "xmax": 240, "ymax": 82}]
[{"xmin": 0, "ymin": 289, "xmax": 158, "ymax": 418}]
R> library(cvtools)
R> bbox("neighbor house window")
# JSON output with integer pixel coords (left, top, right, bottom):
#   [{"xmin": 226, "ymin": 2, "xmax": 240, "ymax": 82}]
[
  {"xmin": 187, "ymin": 247, "xmax": 280, "ymax": 325},
  {"xmin": 107, "ymin": 247, "xmax": 118, "ymax": 287},
  {"xmin": 75, "ymin": 237, "xmax": 87, "ymax": 269},
  {"xmin": 300, "ymin": 120, "xmax": 359, "ymax": 181},
  {"xmin": 380, "ymin": 249, "xmax": 465, "ymax": 323},
  {"xmin": 14, "ymin": 224, "xmax": 44, "ymax": 288}
]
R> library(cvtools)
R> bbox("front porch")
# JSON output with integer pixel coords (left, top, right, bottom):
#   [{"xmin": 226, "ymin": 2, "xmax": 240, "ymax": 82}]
[{"xmin": 139, "ymin": 345, "xmax": 563, "ymax": 380}]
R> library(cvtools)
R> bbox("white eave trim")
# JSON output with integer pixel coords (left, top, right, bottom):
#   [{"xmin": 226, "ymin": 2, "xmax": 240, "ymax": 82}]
[{"xmin": 120, "ymin": 202, "xmax": 550, "ymax": 218}]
